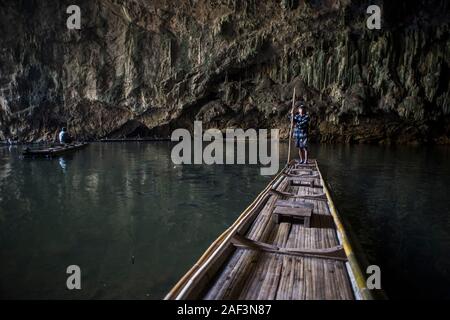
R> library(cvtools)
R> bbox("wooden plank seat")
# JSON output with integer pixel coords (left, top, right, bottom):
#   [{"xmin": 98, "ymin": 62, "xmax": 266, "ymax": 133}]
[
  {"xmin": 268, "ymin": 189, "xmax": 328, "ymax": 201},
  {"xmin": 293, "ymin": 166, "xmax": 317, "ymax": 171},
  {"xmin": 290, "ymin": 178, "xmax": 323, "ymax": 188},
  {"xmin": 282, "ymin": 172, "xmax": 320, "ymax": 179},
  {"xmin": 273, "ymin": 206, "xmax": 312, "ymax": 226},
  {"xmin": 275, "ymin": 199, "xmax": 315, "ymax": 209},
  {"xmin": 273, "ymin": 200, "xmax": 314, "ymax": 226},
  {"xmin": 293, "ymin": 163, "xmax": 317, "ymax": 169},
  {"xmin": 287, "ymin": 176, "xmax": 317, "ymax": 181},
  {"xmin": 231, "ymin": 233, "xmax": 347, "ymax": 261},
  {"xmin": 287, "ymin": 169, "xmax": 317, "ymax": 175}
]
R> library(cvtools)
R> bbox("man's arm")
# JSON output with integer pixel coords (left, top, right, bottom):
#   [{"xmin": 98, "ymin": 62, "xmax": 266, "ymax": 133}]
[
  {"xmin": 298, "ymin": 115, "xmax": 309, "ymax": 128},
  {"xmin": 289, "ymin": 114, "xmax": 301, "ymax": 123}
]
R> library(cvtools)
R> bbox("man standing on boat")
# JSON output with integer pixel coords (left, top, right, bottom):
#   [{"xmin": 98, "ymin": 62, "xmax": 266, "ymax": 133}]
[
  {"xmin": 290, "ymin": 103, "xmax": 310, "ymax": 164},
  {"xmin": 58, "ymin": 127, "xmax": 71, "ymax": 144}
]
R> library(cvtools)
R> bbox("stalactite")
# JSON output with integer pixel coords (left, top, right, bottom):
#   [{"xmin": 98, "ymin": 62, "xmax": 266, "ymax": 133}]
[
  {"xmin": 238, "ymin": 75, "xmax": 241, "ymax": 101},
  {"xmin": 168, "ymin": 39, "xmax": 172, "ymax": 68},
  {"xmin": 198, "ymin": 38, "xmax": 202, "ymax": 65}
]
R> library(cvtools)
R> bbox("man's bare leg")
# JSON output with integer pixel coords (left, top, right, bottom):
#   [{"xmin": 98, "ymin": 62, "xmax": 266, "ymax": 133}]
[
  {"xmin": 304, "ymin": 149, "xmax": 308, "ymax": 164},
  {"xmin": 298, "ymin": 149, "xmax": 303, "ymax": 163}
]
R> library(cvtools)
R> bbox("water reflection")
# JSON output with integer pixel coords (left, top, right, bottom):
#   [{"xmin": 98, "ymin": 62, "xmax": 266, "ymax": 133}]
[
  {"xmin": 311, "ymin": 144, "xmax": 450, "ymax": 299},
  {"xmin": 58, "ymin": 158, "xmax": 67, "ymax": 172},
  {"xmin": 0, "ymin": 143, "xmax": 269, "ymax": 299}
]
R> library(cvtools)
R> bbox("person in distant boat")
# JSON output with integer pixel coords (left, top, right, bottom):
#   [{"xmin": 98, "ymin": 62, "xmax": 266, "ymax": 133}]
[
  {"xmin": 290, "ymin": 103, "xmax": 310, "ymax": 164},
  {"xmin": 58, "ymin": 127, "xmax": 72, "ymax": 144}
]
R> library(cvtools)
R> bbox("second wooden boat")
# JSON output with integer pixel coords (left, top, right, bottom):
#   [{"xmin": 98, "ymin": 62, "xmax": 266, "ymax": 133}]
[{"xmin": 22, "ymin": 142, "xmax": 89, "ymax": 158}]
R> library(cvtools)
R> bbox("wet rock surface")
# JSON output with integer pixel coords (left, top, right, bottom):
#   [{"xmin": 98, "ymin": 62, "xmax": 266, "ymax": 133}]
[{"xmin": 0, "ymin": 0, "xmax": 449, "ymax": 143}]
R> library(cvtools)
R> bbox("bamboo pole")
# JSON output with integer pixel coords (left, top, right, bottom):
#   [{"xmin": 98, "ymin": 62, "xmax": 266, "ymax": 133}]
[{"xmin": 287, "ymin": 88, "xmax": 296, "ymax": 164}]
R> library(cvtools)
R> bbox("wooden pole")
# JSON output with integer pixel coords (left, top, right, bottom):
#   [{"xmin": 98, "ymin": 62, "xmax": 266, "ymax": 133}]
[{"xmin": 287, "ymin": 88, "xmax": 296, "ymax": 164}]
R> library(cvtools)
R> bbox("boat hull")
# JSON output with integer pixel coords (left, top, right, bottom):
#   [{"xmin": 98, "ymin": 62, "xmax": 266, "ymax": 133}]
[
  {"xmin": 165, "ymin": 160, "xmax": 372, "ymax": 300},
  {"xmin": 22, "ymin": 142, "xmax": 89, "ymax": 158}
]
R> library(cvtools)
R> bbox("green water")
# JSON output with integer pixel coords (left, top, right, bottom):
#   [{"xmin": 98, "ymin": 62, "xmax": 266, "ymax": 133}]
[{"xmin": 0, "ymin": 142, "xmax": 449, "ymax": 299}]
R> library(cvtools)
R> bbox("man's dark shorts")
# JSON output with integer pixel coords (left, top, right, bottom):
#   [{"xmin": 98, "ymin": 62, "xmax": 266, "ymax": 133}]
[{"xmin": 295, "ymin": 137, "xmax": 308, "ymax": 149}]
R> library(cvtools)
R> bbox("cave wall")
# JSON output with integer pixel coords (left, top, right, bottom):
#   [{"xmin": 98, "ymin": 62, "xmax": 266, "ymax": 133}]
[{"xmin": 0, "ymin": 0, "xmax": 449, "ymax": 143}]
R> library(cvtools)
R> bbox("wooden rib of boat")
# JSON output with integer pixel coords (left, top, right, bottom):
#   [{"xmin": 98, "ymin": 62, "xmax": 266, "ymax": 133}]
[
  {"xmin": 165, "ymin": 160, "xmax": 373, "ymax": 300},
  {"xmin": 22, "ymin": 142, "xmax": 89, "ymax": 158}
]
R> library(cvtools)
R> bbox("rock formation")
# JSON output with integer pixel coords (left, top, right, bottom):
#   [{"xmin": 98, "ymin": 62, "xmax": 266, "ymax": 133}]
[{"xmin": 0, "ymin": 0, "xmax": 449, "ymax": 143}]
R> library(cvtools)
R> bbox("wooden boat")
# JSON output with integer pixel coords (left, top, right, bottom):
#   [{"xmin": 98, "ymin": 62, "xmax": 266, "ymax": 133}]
[
  {"xmin": 22, "ymin": 142, "xmax": 89, "ymax": 158},
  {"xmin": 1, "ymin": 140, "xmax": 21, "ymax": 145},
  {"xmin": 165, "ymin": 160, "xmax": 373, "ymax": 300}
]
